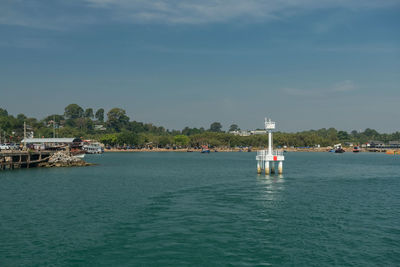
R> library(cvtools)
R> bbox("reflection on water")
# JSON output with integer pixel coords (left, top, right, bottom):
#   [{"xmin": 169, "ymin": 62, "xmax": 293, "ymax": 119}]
[
  {"xmin": 257, "ymin": 174, "xmax": 284, "ymax": 179},
  {"xmin": 256, "ymin": 174, "xmax": 285, "ymax": 202}
]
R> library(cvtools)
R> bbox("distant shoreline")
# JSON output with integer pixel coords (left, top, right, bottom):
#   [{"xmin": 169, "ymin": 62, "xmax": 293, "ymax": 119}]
[{"xmin": 104, "ymin": 147, "xmax": 399, "ymax": 153}]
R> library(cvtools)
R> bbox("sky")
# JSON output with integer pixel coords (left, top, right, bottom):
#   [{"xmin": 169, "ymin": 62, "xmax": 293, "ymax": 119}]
[{"xmin": 0, "ymin": 0, "xmax": 399, "ymax": 132}]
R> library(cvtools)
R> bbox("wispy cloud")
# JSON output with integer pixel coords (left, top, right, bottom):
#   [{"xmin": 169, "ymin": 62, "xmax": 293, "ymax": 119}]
[
  {"xmin": 317, "ymin": 43, "xmax": 400, "ymax": 53},
  {"xmin": 283, "ymin": 80, "xmax": 357, "ymax": 97},
  {"xmin": 142, "ymin": 44, "xmax": 277, "ymax": 55},
  {"xmin": 1, "ymin": 0, "xmax": 399, "ymax": 29},
  {"xmin": 331, "ymin": 80, "xmax": 356, "ymax": 92},
  {"xmin": 0, "ymin": 0, "xmax": 97, "ymax": 30},
  {"xmin": 84, "ymin": 0, "xmax": 400, "ymax": 24},
  {"xmin": 0, "ymin": 37, "xmax": 51, "ymax": 49},
  {"xmin": 282, "ymin": 87, "xmax": 319, "ymax": 97}
]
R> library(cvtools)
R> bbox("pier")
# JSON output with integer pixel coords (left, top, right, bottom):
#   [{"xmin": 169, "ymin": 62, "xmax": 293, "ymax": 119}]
[
  {"xmin": 256, "ymin": 118, "xmax": 285, "ymax": 175},
  {"xmin": 0, "ymin": 151, "xmax": 52, "ymax": 170}
]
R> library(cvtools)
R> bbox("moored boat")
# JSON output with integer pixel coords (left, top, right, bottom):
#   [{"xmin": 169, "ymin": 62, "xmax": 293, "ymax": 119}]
[
  {"xmin": 335, "ymin": 148, "xmax": 345, "ymax": 153},
  {"xmin": 82, "ymin": 140, "xmax": 103, "ymax": 154},
  {"xmin": 353, "ymin": 146, "xmax": 361, "ymax": 153},
  {"xmin": 73, "ymin": 153, "xmax": 85, "ymax": 159},
  {"xmin": 201, "ymin": 145, "xmax": 210, "ymax": 153},
  {"xmin": 333, "ymin": 143, "xmax": 345, "ymax": 153},
  {"xmin": 335, "ymin": 146, "xmax": 346, "ymax": 153}
]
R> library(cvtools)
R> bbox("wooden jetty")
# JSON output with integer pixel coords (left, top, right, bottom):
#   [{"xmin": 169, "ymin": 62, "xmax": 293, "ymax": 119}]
[{"xmin": 0, "ymin": 151, "xmax": 52, "ymax": 170}]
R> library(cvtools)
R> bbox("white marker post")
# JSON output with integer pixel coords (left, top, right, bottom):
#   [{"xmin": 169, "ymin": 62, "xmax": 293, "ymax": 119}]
[{"xmin": 256, "ymin": 118, "xmax": 285, "ymax": 175}]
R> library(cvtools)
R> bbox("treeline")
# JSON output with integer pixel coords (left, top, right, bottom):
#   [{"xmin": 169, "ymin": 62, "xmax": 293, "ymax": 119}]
[{"xmin": 0, "ymin": 105, "xmax": 399, "ymax": 147}]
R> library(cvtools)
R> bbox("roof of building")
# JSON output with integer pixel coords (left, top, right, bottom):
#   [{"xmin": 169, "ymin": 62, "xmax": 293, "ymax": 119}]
[
  {"xmin": 21, "ymin": 138, "xmax": 81, "ymax": 143},
  {"xmin": 250, "ymin": 130, "xmax": 267, "ymax": 135},
  {"xmin": 369, "ymin": 140, "xmax": 384, "ymax": 144}
]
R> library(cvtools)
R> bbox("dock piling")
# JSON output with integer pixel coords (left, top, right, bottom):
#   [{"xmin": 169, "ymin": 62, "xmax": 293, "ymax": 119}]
[
  {"xmin": 271, "ymin": 162, "xmax": 275, "ymax": 174},
  {"xmin": 265, "ymin": 161, "xmax": 270, "ymax": 175},
  {"xmin": 0, "ymin": 151, "xmax": 52, "ymax": 171},
  {"xmin": 278, "ymin": 161, "xmax": 283, "ymax": 174}
]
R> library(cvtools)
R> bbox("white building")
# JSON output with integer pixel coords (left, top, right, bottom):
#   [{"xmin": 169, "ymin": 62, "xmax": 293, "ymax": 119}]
[{"xmin": 229, "ymin": 130, "xmax": 267, "ymax": 136}]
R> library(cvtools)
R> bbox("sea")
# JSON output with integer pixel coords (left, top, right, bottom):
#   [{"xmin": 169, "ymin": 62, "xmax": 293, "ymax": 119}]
[{"xmin": 0, "ymin": 152, "xmax": 399, "ymax": 266}]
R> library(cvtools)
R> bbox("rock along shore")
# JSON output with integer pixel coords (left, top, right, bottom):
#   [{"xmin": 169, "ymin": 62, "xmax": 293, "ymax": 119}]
[{"xmin": 38, "ymin": 151, "xmax": 94, "ymax": 168}]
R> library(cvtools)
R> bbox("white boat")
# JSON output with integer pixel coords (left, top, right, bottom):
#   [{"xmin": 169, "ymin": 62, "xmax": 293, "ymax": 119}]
[
  {"xmin": 73, "ymin": 154, "xmax": 85, "ymax": 159},
  {"xmin": 82, "ymin": 141, "xmax": 103, "ymax": 154}
]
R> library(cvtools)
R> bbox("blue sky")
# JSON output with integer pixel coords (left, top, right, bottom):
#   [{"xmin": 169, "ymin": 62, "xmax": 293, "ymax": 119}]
[{"xmin": 1, "ymin": 0, "xmax": 399, "ymax": 132}]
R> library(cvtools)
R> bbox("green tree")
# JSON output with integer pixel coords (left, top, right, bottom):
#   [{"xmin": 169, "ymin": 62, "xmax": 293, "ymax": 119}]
[
  {"xmin": 128, "ymin": 121, "xmax": 145, "ymax": 133},
  {"xmin": 75, "ymin": 118, "xmax": 94, "ymax": 131},
  {"xmin": 100, "ymin": 133, "xmax": 118, "ymax": 146},
  {"xmin": 0, "ymin": 116, "xmax": 11, "ymax": 131},
  {"xmin": 43, "ymin": 114, "xmax": 65, "ymax": 123},
  {"xmin": 95, "ymin": 108, "xmax": 105, "ymax": 122},
  {"xmin": 107, "ymin": 108, "xmax": 130, "ymax": 132},
  {"xmin": 84, "ymin": 108, "xmax": 94, "ymax": 119},
  {"xmin": 363, "ymin": 128, "xmax": 379, "ymax": 138},
  {"xmin": 229, "ymin": 124, "xmax": 239, "ymax": 132},
  {"xmin": 16, "ymin": 114, "xmax": 27, "ymax": 121},
  {"xmin": 64, "ymin": 104, "xmax": 84, "ymax": 119},
  {"xmin": 65, "ymin": 119, "xmax": 77, "ymax": 128},
  {"xmin": 117, "ymin": 131, "xmax": 138, "ymax": 145},
  {"xmin": 182, "ymin": 127, "xmax": 205, "ymax": 136},
  {"xmin": 326, "ymin": 128, "xmax": 338, "ymax": 143},
  {"xmin": 0, "ymin": 108, "xmax": 8, "ymax": 117},
  {"xmin": 209, "ymin": 122, "xmax": 223, "ymax": 132},
  {"xmin": 58, "ymin": 126, "xmax": 81, "ymax": 138},
  {"xmin": 174, "ymin": 135, "xmax": 190, "ymax": 147},
  {"xmin": 159, "ymin": 136, "xmax": 172, "ymax": 147},
  {"xmin": 338, "ymin": 131, "xmax": 349, "ymax": 141}
]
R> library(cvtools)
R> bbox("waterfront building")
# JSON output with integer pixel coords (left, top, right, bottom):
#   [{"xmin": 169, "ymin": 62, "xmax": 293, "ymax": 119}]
[
  {"xmin": 229, "ymin": 129, "xmax": 267, "ymax": 136},
  {"xmin": 21, "ymin": 138, "xmax": 82, "ymax": 150},
  {"xmin": 388, "ymin": 141, "xmax": 400, "ymax": 148},
  {"xmin": 94, "ymin": 124, "xmax": 107, "ymax": 131},
  {"xmin": 368, "ymin": 141, "xmax": 385, "ymax": 148}
]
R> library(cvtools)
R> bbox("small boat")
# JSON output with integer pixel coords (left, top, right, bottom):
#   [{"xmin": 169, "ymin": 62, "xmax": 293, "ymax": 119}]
[
  {"xmin": 332, "ymin": 143, "xmax": 345, "ymax": 153},
  {"xmin": 335, "ymin": 148, "xmax": 345, "ymax": 153},
  {"xmin": 201, "ymin": 145, "xmax": 210, "ymax": 153},
  {"xmin": 73, "ymin": 153, "xmax": 85, "ymax": 159},
  {"xmin": 353, "ymin": 146, "xmax": 361, "ymax": 153}
]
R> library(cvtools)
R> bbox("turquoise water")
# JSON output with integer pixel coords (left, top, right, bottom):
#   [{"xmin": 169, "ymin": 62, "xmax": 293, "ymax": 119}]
[{"xmin": 0, "ymin": 152, "xmax": 399, "ymax": 266}]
